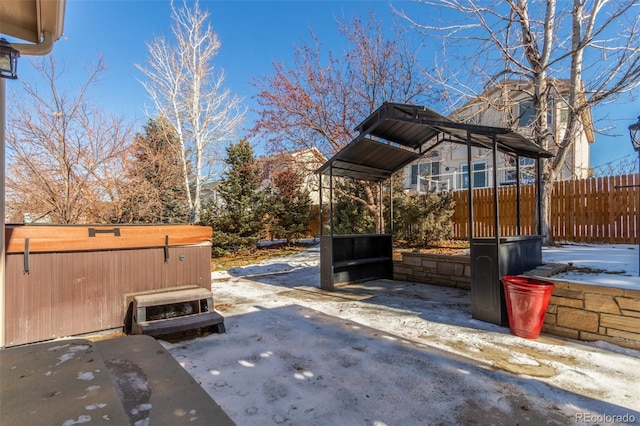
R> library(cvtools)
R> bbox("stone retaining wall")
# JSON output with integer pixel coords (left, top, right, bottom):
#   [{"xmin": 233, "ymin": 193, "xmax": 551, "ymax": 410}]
[
  {"xmin": 540, "ymin": 279, "xmax": 640, "ymax": 350},
  {"xmin": 393, "ymin": 252, "xmax": 640, "ymax": 350},
  {"xmin": 393, "ymin": 253, "xmax": 471, "ymax": 290}
]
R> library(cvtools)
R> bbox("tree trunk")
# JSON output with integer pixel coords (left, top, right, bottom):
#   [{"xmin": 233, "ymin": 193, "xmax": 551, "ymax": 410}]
[{"xmin": 539, "ymin": 159, "xmax": 554, "ymax": 245}]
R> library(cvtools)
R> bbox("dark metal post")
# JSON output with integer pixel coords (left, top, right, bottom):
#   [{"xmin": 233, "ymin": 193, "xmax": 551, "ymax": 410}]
[
  {"xmin": 467, "ymin": 131, "xmax": 473, "ymax": 240},
  {"xmin": 617, "ymin": 117, "xmax": 640, "ymax": 276},
  {"xmin": 613, "ymin": 167, "xmax": 640, "ymax": 277},
  {"xmin": 389, "ymin": 178, "xmax": 394, "ymax": 235},
  {"xmin": 329, "ymin": 166, "xmax": 334, "ymax": 237},
  {"xmin": 515, "ymin": 156, "xmax": 521, "ymax": 235},
  {"xmin": 492, "ymin": 135, "xmax": 500, "ymax": 241},
  {"xmin": 318, "ymin": 174, "xmax": 323, "ymax": 237},
  {"xmin": 627, "ymin": 116, "xmax": 640, "ymax": 276},
  {"xmin": 379, "ymin": 181, "xmax": 383, "ymax": 234}
]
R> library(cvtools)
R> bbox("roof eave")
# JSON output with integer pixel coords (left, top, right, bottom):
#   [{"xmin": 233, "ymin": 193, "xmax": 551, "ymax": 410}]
[{"xmin": 0, "ymin": 0, "xmax": 66, "ymax": 55}]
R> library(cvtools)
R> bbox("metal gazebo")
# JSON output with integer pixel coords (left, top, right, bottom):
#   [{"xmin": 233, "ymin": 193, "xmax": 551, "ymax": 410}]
[{"xmin": 317, "ymin": 102, "xmax": 553, "ymax": 326}]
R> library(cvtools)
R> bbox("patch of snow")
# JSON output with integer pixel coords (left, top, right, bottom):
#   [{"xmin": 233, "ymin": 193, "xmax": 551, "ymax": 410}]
[
  {"xmin": 174, "ymin": 244, "xmax": 640, "ymax": 425},
  {"xmin": 76, "ymin": 372, "xmax": 94, "ymax": 381},
  {"xmin": 56, "ymin": 345, "xmax": 90, "ymax": 365},
  {"xmin": 62, "ymin": 415, "xmax": 91, "ymax": 426},
  {"xmin": 47, "ymin": 344, "xmax": 70, "ymax": 352},
  {"xmin": 85, "ymin": 403, "xmax": 107, "ymax": 410},
  {"xmin": 542, "ymin": 243, "xmax": 640, "ymax": 289}
]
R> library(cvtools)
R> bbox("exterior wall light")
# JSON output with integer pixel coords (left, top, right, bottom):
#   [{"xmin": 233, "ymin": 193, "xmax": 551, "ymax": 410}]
[
  {"xmin": 630, "ymin": 116, "xmax": 640, "ymax": 152},
  {"xmin": 0, "ymin": 38, "xmax": 20, "ymax": 79},
  {"xmin": 629, "ymin": 116, "xmax": 640, "ymax": 277}
]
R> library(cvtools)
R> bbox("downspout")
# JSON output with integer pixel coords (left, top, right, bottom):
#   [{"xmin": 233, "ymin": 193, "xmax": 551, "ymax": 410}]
[
  {"xmin": 10, "ymin": 31, "xmax": 55, "ymax": 56},
  {"xmin": 1, "ymin": 31, "xmax": 56, "ymax": 347},
  {"xmin": 1, "ymin": 78, "xmax": 5, "ymax": 348}
]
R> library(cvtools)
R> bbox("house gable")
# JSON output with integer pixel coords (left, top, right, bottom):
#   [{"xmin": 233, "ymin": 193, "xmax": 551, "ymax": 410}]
[{"xmin": 405, "ymin": 80, "xmax": 594, "ymax": 192}]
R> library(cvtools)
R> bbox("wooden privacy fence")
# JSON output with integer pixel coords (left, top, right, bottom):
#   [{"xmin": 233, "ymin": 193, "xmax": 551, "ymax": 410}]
[{"xmin": 451, "ymin": 174, "xmax": 639, "ymax": 243}]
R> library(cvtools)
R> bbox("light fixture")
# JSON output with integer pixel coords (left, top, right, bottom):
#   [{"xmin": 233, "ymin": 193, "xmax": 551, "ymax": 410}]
[
  {"xmin": 629, "ymin": 115, "xmax": 640, "ymax": 277},
  {"xmin": 630, "ymin": 116, "xmax": 640, "ymax": 152},
  {"xmin": 0, "ymin": 38, "xmax": 20, "ymax": 79}
]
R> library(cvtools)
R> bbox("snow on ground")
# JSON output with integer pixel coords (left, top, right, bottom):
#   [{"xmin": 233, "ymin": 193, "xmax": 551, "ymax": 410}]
[
  {"xmin": 161, "ymin": 244, "xmax": 640, "ymax": 425},
  {"xmin": 542, "ymin": 243, "xmax": 640, "ymax": 290}
]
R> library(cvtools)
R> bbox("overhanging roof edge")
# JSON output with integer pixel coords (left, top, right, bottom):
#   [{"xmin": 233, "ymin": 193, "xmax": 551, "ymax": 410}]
[{"xmin": 359, "ymin": 102, "xmax": 554, "ymax": 159}]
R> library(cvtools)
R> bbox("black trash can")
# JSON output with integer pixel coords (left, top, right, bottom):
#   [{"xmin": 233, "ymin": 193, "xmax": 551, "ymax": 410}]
[{"xmin": 471, "ymin": 236, "xmax": 544, "ymax": 326}]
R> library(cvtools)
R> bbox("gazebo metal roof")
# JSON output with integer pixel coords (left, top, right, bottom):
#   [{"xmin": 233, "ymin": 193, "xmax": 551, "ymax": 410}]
[
  {"xmin": 317, "ymin": 102, "xmax": 553, "ymax": 182},
  {"xmin": 315, "ymin": 136, "xmax": 422, "ymax": 183}
]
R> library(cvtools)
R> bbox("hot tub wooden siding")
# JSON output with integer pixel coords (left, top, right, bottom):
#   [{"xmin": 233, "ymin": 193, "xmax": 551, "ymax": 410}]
[{"xmin": 3, "ymin": 224, "xmax": 213, "ymax": 347}]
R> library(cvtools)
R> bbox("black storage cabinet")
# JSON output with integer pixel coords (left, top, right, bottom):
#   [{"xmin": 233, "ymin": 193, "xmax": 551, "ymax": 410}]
[
  {"xmin": 470, "ymin": 235, "xmax": 543, "ymax": 326},
  {"xmin": 321, "ymin": 234, "xmax": 393, "ymax": 290}
]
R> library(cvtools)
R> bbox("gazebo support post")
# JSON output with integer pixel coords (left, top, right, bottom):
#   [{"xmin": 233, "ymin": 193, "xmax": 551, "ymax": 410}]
[
  {"xmin": 515, "ymin": 156, "xmax": 521, "ymax": 236},
  {"xmin": 318, "ymin": 174, "xmax": 323, "ymax": 237},
  {"xmin": 329, "ymin": 166, "xmax": 334, "ymax": 237},
  {"xmin": 467, "ymin": 131, "xmax": 474, "ymax": 240}
]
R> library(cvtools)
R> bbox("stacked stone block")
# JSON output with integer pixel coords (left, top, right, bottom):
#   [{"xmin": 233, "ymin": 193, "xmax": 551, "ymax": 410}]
[
  {"xmin": 393, "ymin": 252, "xmax": 640, "ymax": 350},
  {"xmin": 542, "ymin": 280, "xmax": 640, "ymax": 350},
  {"xmin": 393, "ymin": 253, "xmax": 471, "ymax": 290}
]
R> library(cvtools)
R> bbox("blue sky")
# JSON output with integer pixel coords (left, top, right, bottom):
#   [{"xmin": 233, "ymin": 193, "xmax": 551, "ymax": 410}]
[{"xmin": 6, "ymin": 0, "xmax": 639, "ymax": 171}]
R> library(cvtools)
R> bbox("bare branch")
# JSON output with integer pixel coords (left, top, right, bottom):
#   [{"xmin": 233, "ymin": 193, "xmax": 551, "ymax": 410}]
[
  {"xmin": 7, "ymin": 56, "xmax": 132, "ymax": 224},
  {"xmin": 136, "ymin": 0, "xmax": 246, "ymax": 223}
]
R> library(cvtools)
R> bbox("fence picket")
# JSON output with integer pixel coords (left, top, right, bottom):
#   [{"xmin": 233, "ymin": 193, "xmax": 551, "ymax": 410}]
[{"xmin": 450, "ymin": 174, "xmax": 639, "ymax": 243}]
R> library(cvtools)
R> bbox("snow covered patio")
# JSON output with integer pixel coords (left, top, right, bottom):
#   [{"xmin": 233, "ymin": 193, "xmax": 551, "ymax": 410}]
[{"xmin": 161, "ymin": 245, "xmax": 640, "ymax": 425}]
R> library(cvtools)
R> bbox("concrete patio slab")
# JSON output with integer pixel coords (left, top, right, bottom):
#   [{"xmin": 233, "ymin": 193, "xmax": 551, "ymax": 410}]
[{"xmin": 1, "ymin": 335, "xmax": 234, "ymax": 426}]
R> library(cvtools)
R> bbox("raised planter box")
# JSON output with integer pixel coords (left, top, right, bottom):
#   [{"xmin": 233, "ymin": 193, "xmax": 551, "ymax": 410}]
[
  {"xmin": 394, "ymin": 251, "xmax": 640, "ymax": 350},
  {"xmin": 393, "ymin": 252, "xmax": 471, "ymax": 290},
  {"xmin": 539, "ymin": 278, "xmax": 640, "ymax": 350}
]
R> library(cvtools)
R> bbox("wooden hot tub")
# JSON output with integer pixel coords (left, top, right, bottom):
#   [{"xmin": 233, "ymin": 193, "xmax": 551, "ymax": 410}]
[{"xmin": 3, "ymin": 224, "xmax": 213, "ymax": 347}]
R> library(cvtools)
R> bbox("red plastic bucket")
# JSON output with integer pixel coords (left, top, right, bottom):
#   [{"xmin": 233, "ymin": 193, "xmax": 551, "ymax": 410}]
[{"xmin": 502, "ymin": 276, "xmax": 554, "ymax": 339}]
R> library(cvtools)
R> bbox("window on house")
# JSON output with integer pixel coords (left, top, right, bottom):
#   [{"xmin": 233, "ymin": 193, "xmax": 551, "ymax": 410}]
[
  {"xmin": 461, "ymin": 162, "xmax": 487, "ymax": 189},
  {"xmin": 411, "ymin": 161, "xmax": 441, "ymax": 186},
  {"xmin": 519, "ymin": 100, "xmax": 535, "ymax": 127},
  {"xmin": 520, "ymin": 157, "xmax": 534, "ymax": 167},
  {"xmin": 504, "ymin": 157, "xmax": 535, "ymax": 184},
  {"xmin": 519, "ymin": 99, "xmax": 554, "ymax": 127},
  {"xmin": 410, "ymin": 165, "xmax": 418, "ymax": 185},
  {"xmin": 559, "ymin": 103, "xmax": 569, "ymax": 124}
]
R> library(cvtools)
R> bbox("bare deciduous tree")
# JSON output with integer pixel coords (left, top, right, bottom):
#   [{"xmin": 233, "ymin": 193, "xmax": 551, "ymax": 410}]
[
  {"xmin": 6, "ymin": 55, "xmax": 132, "ymax": 224},
  {"xmin": 252, "ymin": 13, "xmax": 433, "ymax": 231},
  {"xmin": 397, "ymin": 0, "xmax": 640, "ymax": 243},
  {"xmin": 136, "ymin": 0, "xmax": 245, "ymax": 224}
]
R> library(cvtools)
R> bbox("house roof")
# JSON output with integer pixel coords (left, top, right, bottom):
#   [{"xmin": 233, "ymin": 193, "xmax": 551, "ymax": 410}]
[
  {"xmin": 453, "ymin": 79, "xmax": 595, "ymax": 143},
  {"xmin": 258, "ymin": 147, "xmax": 327, "ymax": 166},
  {"xmin": 317, "ymin": 102, "xmax": 552, "ymax": 182}
]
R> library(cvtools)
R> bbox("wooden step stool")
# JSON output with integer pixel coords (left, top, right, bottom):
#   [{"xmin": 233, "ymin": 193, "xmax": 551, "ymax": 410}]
[{"xmin": 129, "ymin": 287, "xmax": 225, "ymax": 339}]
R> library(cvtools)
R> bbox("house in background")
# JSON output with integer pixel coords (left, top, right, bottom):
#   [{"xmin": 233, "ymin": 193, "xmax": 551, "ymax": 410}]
[
  {"xmin": 258, "ymin": 147, "xmax": 327, "ymax": 205},
  {"xmin": 258, "ymin": 147, "xmax": 327, "ymax": 238},
  {"xmin": 202, "ymin": 146, "xmax": 327, "ymax": 207},
  {"xmin": 404, "ymin": 79, "xmax": 595, "ymax": 193}
]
